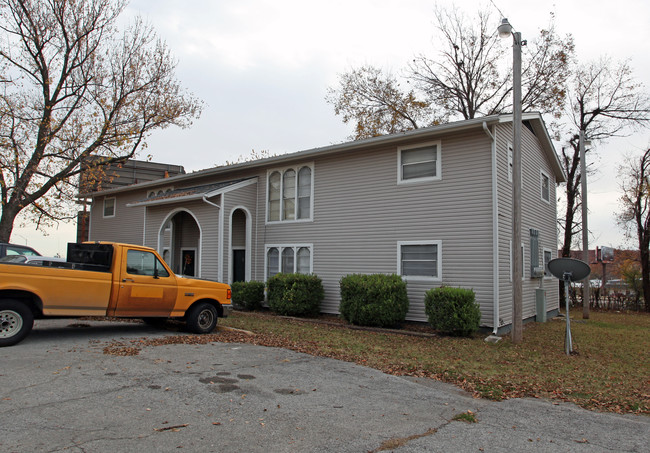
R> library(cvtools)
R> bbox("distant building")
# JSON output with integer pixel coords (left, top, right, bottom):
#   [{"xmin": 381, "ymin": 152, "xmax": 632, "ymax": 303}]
[{"xmin": 77, "ymin": 158, "xmax": 185, "ymax": 242}]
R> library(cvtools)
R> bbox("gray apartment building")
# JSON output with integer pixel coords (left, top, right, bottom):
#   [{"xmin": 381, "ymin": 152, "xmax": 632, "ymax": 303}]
[{"xmin": 84, "ymin": 113, "xmax": 565, "ymax": 333}]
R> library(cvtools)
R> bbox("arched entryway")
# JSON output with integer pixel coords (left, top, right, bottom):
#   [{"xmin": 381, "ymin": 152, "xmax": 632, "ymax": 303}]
[
  {"xmin": 159, "ymin": 210, "xmax": 201, "ymax": 277},
  {"xmin": 230, "ymin": 207, "xmax": 251, "ymax": 283}
]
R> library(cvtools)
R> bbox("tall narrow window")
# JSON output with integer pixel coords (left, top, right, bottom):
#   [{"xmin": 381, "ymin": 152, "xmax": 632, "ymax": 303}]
[
  {"xmin": 297, "ymin": 247, "xmax": 311, "ymax": 274},
  {"xmin": 541, "ymin": 171, "xmax": 551, "ymax": 203},
  {"xmin": 530, "ymin": 229, "xmax": 539, "ymax": 278},
  {"xmin": 282, "ymin": 169, "xmax": 296, "ymax": 220},
  {"xmin": 508, "ymin": 145, "xmax": 513, "ymax": 183},
  {"xmin": 103, "ymin": 197, "xmax": 116, "ymax": 218},
  {"xmin": 268, "ymin": 172, "xmax": 281, "ymax": 221},
  {"xmin": 297, "ymin": 167, "xmax": 311, "ymax": 219},
  {"xmin": 281, "ymin": 247, "xmax": 294, "ymax": 273},
  {"xmin": 267, "ymin": 248, "xmax": 279, "ymax": 278}
]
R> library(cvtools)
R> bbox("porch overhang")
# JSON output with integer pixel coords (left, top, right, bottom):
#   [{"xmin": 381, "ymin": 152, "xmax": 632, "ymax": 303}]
[{"xmin": 126, "ymin": 177, "xmax": 257, "ymax": 208}]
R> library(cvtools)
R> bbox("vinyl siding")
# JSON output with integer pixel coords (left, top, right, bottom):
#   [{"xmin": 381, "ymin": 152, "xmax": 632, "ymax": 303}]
[
  {"xmin": 223, "ymin": 182, "xmax": 259, "ymax": 283},
  {"xmin": 258, "ymin": 129, "xmax": 495, "ymax": 322},
  {"xmin": 89, "ymin": 191, "xmax": 145, "ymax": 244},
  {"xmin": 495, "ymin": 122, "xmax": 560, "ymax": 328}
]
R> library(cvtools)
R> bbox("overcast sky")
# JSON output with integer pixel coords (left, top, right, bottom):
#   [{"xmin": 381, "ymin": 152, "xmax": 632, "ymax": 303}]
[{"xmin": 15, "ymin": 0, "xmax": 650, "ymax": 256}]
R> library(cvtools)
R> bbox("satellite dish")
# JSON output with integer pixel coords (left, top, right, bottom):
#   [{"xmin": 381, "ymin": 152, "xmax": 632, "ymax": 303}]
[
  {"xmin": 547, "ymin": 258, "xmax": 591, "ymax": 356},
  {"xmin": 548, "ymin": 258, "xmax": 591, "ymax": 282}
]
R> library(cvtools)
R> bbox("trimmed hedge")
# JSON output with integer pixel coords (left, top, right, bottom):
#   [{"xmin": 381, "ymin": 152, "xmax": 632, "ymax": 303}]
[
  {"xmin": 267, "ymin": 273, "xmax": 324, "ymax": 317},
  {"xmin": 424, "ymin": 286, "xmax": 481, "ymax": 337},
  {"xmin": 339, "ymin": 274, "xmax": 409, "ymax": 328},
  {"xmin": 231, "ymin": 280, "xmax": 265, "ymax": 311}
]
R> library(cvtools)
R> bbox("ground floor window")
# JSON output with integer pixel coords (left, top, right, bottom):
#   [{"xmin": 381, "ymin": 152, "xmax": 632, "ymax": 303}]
[
  {"xmin": 398, "ymin": 241, "xmax": 441, "ymax": 281},
  {"xmin": 266, "ymin": 244, "xmax": 313, "ymax": 279}
]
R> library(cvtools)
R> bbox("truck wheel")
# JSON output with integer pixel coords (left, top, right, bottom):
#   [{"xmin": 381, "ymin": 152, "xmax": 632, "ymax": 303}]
[
  {"xmin": 185, "ymin": 303, "xmax": 218, "ymax": 334},
  {"xmin": 0, "ymin": 300, "xmax": 34, "ymax": 347}
]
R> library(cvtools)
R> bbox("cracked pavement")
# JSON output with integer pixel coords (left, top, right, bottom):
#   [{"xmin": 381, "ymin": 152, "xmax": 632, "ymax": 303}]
[{"xmin": 1, "ymin": 318, "xmax": 648, "ymax": 452}]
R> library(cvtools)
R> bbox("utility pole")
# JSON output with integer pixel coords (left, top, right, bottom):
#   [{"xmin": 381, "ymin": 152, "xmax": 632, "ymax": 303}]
[
  {"xmin": 580, "ymin": 130, "xmax": 590, "ymax": 319},
  {"xmin": 498, "ymin": 18, "xmax": 524, "ymax": 343}
]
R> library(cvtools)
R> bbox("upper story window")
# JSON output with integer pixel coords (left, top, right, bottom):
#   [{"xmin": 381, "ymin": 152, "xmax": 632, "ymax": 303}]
[
  {"xmin": 103, "ymin": 197, "xmax": 116, "ymax": 218},
  {"xmin": 398, "ymin": 141, "xmax": 441, "ymax": 184},
  {"xmin": 540, "ymin": 170, "xmax": 551, "ymax": 203},
  {"xmin": 267, "ymin": 164, "xmax": 313, "ymax": 222}
]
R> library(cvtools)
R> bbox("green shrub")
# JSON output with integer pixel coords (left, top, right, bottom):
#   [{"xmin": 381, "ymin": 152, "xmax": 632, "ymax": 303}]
[
  {"xmin": 267, "ymin": 273, "xmax": 324, "ymax": 317},
  {"xmin": 424, "ymin": 287, "xmax": 481, "ymax": 337},
  {"xmin": 231, "ymin": 281, "xmax": 265, "ymax": 311},
  {"xmin": 339, "ymin": 274, "xmax": 409, "ymax": 328}
]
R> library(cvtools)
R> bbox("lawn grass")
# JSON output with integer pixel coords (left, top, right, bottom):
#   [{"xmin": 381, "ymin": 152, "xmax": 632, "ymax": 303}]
[{"xmin": 219, "ymin": 309, "xmax": 649, "ymax": 415}]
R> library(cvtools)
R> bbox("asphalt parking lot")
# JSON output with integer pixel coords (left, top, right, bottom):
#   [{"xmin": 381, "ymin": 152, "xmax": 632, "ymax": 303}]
[{"xmin": 1, "ymin": 319, "xmax": 648, "ymax": 452}]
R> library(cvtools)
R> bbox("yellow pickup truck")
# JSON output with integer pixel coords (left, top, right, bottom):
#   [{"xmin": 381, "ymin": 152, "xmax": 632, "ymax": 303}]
[{"xmin": 0, "ymin": 242, "xmax": 232, "ymax": 346}]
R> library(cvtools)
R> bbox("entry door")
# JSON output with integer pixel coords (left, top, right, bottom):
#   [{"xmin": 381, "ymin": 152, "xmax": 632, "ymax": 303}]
[
  {"xmin": 181, "ymin": 249, "xmax": 196, "ymax": 276},
  {"xmin": 114, "ymin": 248, "xmax": 177, "ymax": 317},
  {"xmin": 233, "ymin": 249, "xmax": 246, "ymax": 283}
]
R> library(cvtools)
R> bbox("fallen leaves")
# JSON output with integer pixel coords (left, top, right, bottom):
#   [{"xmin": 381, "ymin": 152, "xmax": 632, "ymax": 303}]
[{"xmin": 95, "ymin": 310, "xmax": 649, "ymax": 416}]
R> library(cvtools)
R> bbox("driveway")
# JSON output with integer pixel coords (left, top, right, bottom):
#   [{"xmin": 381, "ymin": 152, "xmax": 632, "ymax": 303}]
[{"xmin": 1, "ymin": 319, "xmax": 648, "ymax": 452}]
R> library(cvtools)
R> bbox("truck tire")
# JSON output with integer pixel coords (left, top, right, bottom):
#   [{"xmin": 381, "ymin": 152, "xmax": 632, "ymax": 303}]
[
  {"xmin": 0, "ymin": 300, "xmax": 34, "ymax": 347},
  {"xmin": 185, "ymin": 302, "xmax": 218, "ymax": 334}
]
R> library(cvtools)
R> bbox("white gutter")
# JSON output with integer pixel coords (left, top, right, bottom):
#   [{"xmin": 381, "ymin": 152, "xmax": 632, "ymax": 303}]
[
  {"xmin": 202, "ymin": 195, "xmax": 221, "ymax": 209},
  {"xmin": 483, "ymin": 121, "xmax": 500, "ymax": 334}
]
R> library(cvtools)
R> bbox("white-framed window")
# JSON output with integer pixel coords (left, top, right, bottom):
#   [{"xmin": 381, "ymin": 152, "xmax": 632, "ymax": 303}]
[
  {"xmin": 543, "ymin": 248, "xmax": 554, "ymax": 278},
  {"xmin": 267, "ymin": 164, "xmax": 313, "ymax": 222},
  {"xmin": 507, "ymin": 143, "xmax": 513, "ymax": 183},
  {"xmin": 540, "ymin": 170, "xmax": 551, "ymax": 203},
  {"xmin": 398, "ymin": 241, "xmax": 442, "ymax": 281},
  {"xmin": 103, "ymin": 197, "xmax": 116, "ymax": 218},
  {"xmin": 265, "ymin": 244, "xmax": 313, "ymax": 280},
  {"xmin": 398, "ymin": 141, "xmax": 441, "ymax": 184}
]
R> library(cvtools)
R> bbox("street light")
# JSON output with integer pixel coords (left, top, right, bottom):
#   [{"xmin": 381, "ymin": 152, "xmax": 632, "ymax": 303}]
[{"xmin": 499, "ymin": 18, "xmax": 524, "ymax": 343}]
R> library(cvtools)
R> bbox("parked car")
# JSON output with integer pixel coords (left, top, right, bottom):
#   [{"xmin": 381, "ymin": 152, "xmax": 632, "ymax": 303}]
[
  {"xmin": 0, "ymin": 255, "xmax": 65, "ymax": 266},
  {"xmin": 0, "ymin": 243, "xmax": 41, "ymax": 258}
]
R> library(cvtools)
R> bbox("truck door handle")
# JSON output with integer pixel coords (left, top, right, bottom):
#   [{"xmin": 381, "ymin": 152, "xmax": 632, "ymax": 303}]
[{"xmin": 122, "ymin": 278, "xmax": 134, "ymax": 282}]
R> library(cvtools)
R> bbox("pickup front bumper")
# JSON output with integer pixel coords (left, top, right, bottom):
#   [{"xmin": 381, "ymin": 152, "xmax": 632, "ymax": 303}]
[{"xmin": 222, "ymin": 304, "xmax": 233, "ymax": 318}]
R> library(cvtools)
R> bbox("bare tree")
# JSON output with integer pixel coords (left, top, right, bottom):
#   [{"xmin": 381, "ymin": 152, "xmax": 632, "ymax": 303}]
[
  {"xmin": 0, "ymin": 0, "xmax": 202, "ymax": 242},
  {"xmin": 559, "ymin": 59, "xmax": 650, "ymax": 258},
  {"xmin": 326, "ymin": 7, "xmax": 573, "ymax": 133},
  {"xmin": 410, "ymin": 8, "xmax": 572, "ymax": 120},
  {"xmin": 617, "ymin": 149, "xmax": 650, "ymax": 311}
]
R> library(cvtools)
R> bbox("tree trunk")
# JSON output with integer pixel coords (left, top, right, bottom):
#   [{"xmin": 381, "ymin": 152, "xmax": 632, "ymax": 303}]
[
  {"xmin": 640, "ymin": 238, "xmax": 650, "ymax": 312},
  {"xmin": 0, "ymin": 206, "xmax": 19, "ymax": 243}
]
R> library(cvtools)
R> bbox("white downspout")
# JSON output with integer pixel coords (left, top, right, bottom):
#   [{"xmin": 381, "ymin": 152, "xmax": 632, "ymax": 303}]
[{"xmin": 483, "ymin": 121, "xmax": 500, "ymax": 334}]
